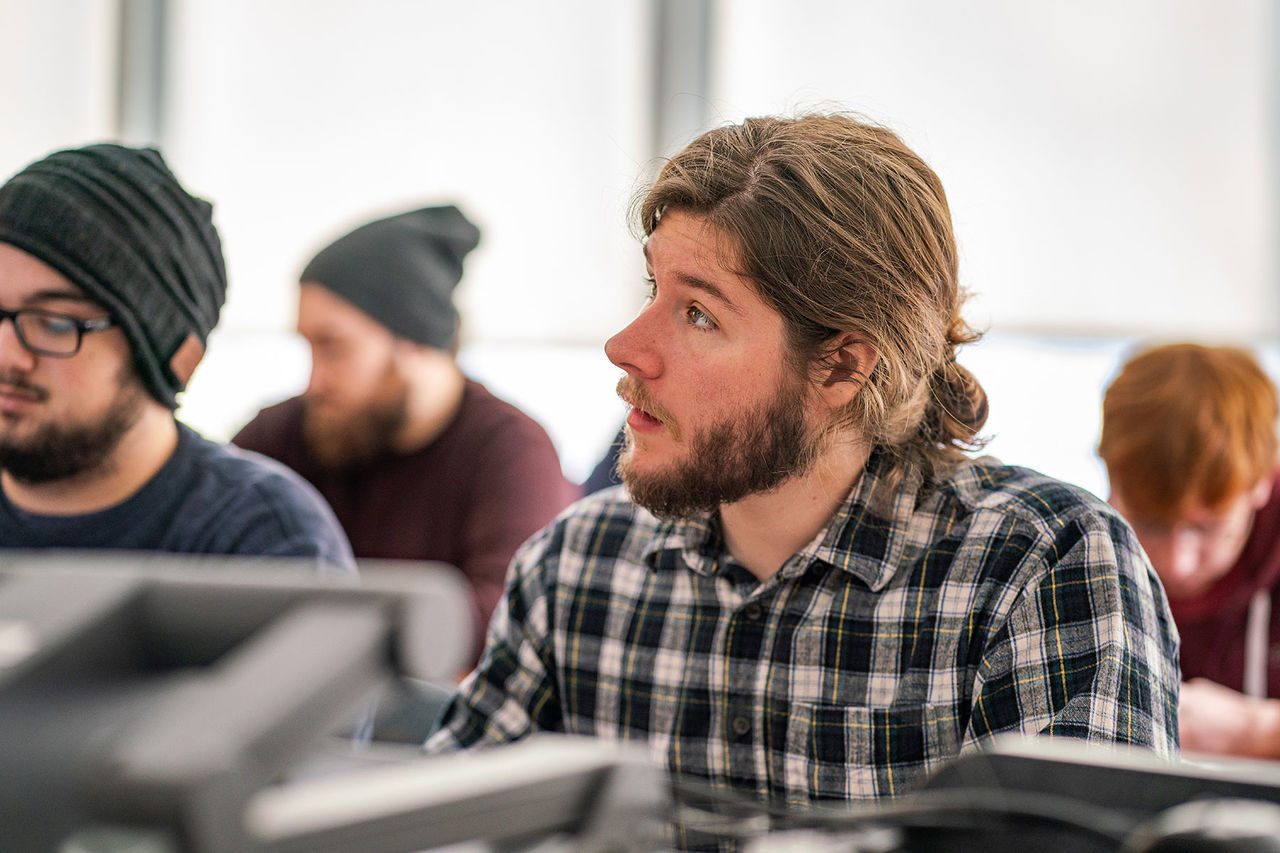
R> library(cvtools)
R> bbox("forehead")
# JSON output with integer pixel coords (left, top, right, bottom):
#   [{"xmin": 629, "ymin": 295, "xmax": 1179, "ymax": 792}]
[
  {"xmin": 1180, "ymin": 492, "xmax": 1256, "ymax": 524},
  {"xmin": 645, "ymin": 210, "xmax": 739, "ymax": 268},
  {"xmin": 1119, "ymin": 486, "xmax": 1252, "ymax": 528},
  {"xmin": 297, "ymin": 281, "xmax": 393, "ymax": 340},
  {"xmin": 644, "ymin": 210, "xmax": 766, "ymax": 315},
  {"xmin": 0, "ymin": 241, "xmax": 91, "ymax": 303}
]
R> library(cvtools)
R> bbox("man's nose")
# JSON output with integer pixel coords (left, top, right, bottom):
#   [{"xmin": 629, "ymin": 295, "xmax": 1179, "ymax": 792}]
[
  {"xmin": 304, "ymin": 361, "xmax": 328, "ymax": 398},
  {"xmin": 605, "ymin": 308, "xmax": 660, "ymax": 380},
  {"xmin": 1167, "ymin": 529, "xmax": 1202, "ymax": 581}
]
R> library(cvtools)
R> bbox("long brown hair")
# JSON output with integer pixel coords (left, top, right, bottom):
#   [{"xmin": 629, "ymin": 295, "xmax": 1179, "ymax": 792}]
[{"xmin": 637, "ymin": 113, "xmax": 987, "ymax": 481}]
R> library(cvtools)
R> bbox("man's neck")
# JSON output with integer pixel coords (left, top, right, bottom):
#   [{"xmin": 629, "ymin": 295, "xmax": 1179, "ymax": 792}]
[
  {"xmin": 719, "ymin": 437, "xmax": 872, "ymax": 583},
  {"xmin": 392, "ymin": 356, "xmax": 467, "ymax": 454},
  {"xmin": 2, "ymin": 406, "xmax": 179, "ymax": 516}
]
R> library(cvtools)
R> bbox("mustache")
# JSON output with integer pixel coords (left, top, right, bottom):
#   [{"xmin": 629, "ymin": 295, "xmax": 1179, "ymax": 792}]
[
  {"xmin": 0, "ymin": 371, "xmax": 47, "ymax": 402},
  {"xmin": 615, "ymin": 377, "xmax": 675, "ymax": 425}
]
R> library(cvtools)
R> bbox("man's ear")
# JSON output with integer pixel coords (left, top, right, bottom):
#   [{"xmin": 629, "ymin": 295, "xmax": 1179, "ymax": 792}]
[
  {"xmin": 169, "ymin": 334, "xmax": 206, "ymax": 388},
  {"xmin": 1250, "ymin": 476, "xmax": 1273, "ymax": 509},
  {"xmin": 817, "ymin": 333, "xmax": 878, "ymax": 408},
  {"xmin": 391, "ymin": 337, "xmax": 436, "ymax": 368}
]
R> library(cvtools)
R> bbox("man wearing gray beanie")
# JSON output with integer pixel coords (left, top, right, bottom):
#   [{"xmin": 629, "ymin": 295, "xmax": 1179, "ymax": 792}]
[
  {"xmin": 234, "ymin": 206, "xmax": 579, "ymax": 665},
  {"xmin": 0, "ymin": 142, "xmax": 352, "ymax": 569}
]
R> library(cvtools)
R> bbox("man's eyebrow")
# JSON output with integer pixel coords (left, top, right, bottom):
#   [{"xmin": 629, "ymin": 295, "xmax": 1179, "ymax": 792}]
[
  {"xmin": 642, "ymin": 244, "xmax": 746, "ymax": 317},
  {"xmin": 671, "ymin": 271, "xmax": 744, "ymax": 316},
  {"xmin": 24, "ymin": 290, "xmax": 96, "ymax": 306}
]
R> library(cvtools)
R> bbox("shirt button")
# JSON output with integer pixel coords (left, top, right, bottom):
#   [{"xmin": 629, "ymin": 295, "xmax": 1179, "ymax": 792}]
[
  {"xmin": 743, "ymin": 603, "xmax": 763, "ymax": 621},
  {"xmin": 731, "ymin": 715, "xmax": 751, "ymax": 736}
]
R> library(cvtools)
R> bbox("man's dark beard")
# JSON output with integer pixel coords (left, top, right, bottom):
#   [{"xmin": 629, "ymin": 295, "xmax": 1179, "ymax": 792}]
[
  {"xmin": 302, "ymin": 381, "xmax": 409, "ymax": 469},
  {"xmin": 619, "ymin": 374, "xmax": 821, "ymax": 519},
  {"xmin": 0, "ymin": 370, "xmax": 146, "ymax": 485}
]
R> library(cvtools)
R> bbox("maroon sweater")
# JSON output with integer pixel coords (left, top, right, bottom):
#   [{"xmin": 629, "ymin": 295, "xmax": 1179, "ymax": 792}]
[
  {"xmin": 1169, "ymin": 469, "xmax": 1280, "ymax": 695},
  {"xmin": 233, "ymin": 380, "xmax": 581, "ymax": 664}
]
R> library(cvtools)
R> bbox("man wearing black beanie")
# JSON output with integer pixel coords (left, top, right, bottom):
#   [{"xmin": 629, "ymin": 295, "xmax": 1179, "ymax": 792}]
[
  {"xmin": 0, "ymin": 142, "xmax": 353, "ymax": 569},
  {"xmin": 234, "ymin": 206, "xmax": 580, "ymax": 664}
]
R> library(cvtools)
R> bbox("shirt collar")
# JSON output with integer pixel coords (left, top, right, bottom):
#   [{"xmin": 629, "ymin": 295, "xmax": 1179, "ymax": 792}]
[
  {"xmin": 644, "ymin": 512, "xmax": 721, "ymax": 576},
  {"xmin": 808, "ymin": 448, "xmax": 925, "ymax": 591},
  {"xmin": 641, "ymin": 448, "xmax": 925, "ymax": 590}
]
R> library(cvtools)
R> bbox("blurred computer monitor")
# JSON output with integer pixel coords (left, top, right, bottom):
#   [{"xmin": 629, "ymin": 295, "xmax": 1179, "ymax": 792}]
[
  {"xmin": 905, "ymin": 737, "xmax": 1280, "ymax": 853},
  {"xmin": 0, "ymin": 551, "xmax": 472, "ymax": 851}
]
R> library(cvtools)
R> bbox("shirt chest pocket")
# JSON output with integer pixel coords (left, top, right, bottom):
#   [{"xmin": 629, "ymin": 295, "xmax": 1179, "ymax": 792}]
[{"xmin": 783, "ymin": 702, "xmax": 961, "ymax": 803}]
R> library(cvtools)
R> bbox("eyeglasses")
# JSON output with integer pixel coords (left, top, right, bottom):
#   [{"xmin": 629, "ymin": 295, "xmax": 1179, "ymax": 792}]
[{"xmin": 0, "ymin": 307, "xmax": 115, "ymax": 357}]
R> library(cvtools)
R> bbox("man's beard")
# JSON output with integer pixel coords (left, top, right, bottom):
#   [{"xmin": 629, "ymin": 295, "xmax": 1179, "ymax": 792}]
[
  {"xmin": 0, "ymin": 367, "xmax": 147, "ymax": 485},
  {"xmin": 302, "ymin": 369, "xmax": 410, "ymax": 469},
  {"xmin": 618, "ymin": 372, "xmax": 823, "ymax": 519}
]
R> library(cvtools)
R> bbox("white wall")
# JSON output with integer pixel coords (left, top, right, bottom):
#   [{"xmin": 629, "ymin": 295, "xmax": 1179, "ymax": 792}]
[
  {"xmin": 0, "ymin": 2, "xmax": 118, "ymax": 173},
  {"xmin": 164, "ymin": 0, "xmax": 653, "ymax": 474},
  {"xmin": 712, "ymin": 0, "xmax": 1277, "ymax": 340},
  {"xmin": 163, "ymin": 0, "xmax": 654, "ymax": 345}
]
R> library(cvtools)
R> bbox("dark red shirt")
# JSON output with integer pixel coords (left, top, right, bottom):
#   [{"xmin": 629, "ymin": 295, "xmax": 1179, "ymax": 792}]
[
  {"xmin": 233, "ymin": 380, "xmax": 581, "ymax": 664},
  {"xmin": 1168, "ymin": 468, "xmax": 1280, "ymax": 695}
]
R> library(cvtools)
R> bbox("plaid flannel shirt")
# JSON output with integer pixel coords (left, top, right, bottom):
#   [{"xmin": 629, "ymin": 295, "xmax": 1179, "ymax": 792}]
[{"xmin": 428, "ymin": 449, "xmax": 1179, "ymax": 804}]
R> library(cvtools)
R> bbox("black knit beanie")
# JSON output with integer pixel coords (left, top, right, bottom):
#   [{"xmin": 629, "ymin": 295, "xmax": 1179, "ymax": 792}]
[
  {"xmin": 300, "ymin": 205, "xmax": 480, "ymax": 349},
  {"xmin": 0, "ymin": 143, "xmax": 226, "ymax": 409}
]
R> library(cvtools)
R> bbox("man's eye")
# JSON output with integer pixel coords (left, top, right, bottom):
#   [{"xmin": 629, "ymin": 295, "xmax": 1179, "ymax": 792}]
[
  {"xmin": 33, "ymin": 315, "xmax": 76, "ymax": 335},
  {"xmin": 687, "ymin": 305, "xmax": 715, "ymax": 329},
  {"xmin": 310, "ymin": 339, "xmax": 346, "ymax": 360}
]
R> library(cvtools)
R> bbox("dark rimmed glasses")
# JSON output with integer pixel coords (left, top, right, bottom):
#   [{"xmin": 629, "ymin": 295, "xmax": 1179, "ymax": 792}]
[{"xmin": 0, "ymin": 307, "xmax": 115, "ymax": 357}]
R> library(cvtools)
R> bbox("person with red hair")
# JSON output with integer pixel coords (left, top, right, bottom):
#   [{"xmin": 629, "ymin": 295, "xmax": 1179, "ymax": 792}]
[{"xmin": 1100, "ymin": 342, "xmax": 1280, "ymax": 757}]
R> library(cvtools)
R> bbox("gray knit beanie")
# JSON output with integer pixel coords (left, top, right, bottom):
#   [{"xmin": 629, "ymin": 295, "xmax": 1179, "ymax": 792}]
[
  {"xmin": 0, "ymin": 143, "xmax": 226, "ymax": 408},
  {"xmin": 300, "ymin": 205, "xmax": 480, "ymax": 349}
]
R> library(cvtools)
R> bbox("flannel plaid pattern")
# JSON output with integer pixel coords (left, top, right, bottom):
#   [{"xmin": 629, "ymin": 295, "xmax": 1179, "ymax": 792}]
[{"xmin": 429, "ymin": 449, "xmax": 1179, "ymax": 805}]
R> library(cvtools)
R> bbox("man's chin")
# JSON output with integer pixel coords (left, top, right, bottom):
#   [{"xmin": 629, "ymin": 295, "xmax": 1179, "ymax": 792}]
[
  {"xmin": 619, "ymin": 466, "xmax": 720, "ymax": 520},
  {"xmin": 1166, "ymin": 579, "xmax": 1221, "ymax": 602},
  {"xmin": 0, "ymin": 428, "xmax": 126, "ymax": 485},
  {"xmin": 617, "ymin": 450, "xmax": 683, "ymax": 491},
  {"xmin": 0, "ymin": 423, "xmax": 52, "ymax": 458},
  {"xmin": 303, "ymin": 401, "xmax": 348, "ymax": 425},
  {"xmin": 0, "ymin": 423, "xmax": 30, "ymax": 444},
  {"xmin": 302, "ymin": 415, "xmax": 388, "ymax": 469},
  {"xmin": 303, "ymin": 429, "xmax": 364, "ymax": 469}
]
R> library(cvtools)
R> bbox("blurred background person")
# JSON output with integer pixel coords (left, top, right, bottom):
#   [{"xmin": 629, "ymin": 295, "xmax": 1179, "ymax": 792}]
[
  {"xmin": 0, "ymin": 143, "xmax": 353, "ymax": 570},
  {"xmin": 1099, "ymin": 342, "xmax": 1280, "ymax": 758},
  {"xmin": 234, "ymin": 205, "xmax": 580, "ymax": 665},
  {"xmin": 582, "ymin": 425, "xmax": 624, "ymax": 494}
]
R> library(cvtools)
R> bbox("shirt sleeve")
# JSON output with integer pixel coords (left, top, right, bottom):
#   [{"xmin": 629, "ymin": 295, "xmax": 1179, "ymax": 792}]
[
  {"xmin": 965, "ymin": 507, "xmax": 1180, "ymax": 755},
  {"xmin": 455, "ymin": 415, "xmax": 580, "ymax": 662},
  {"xmin": 215, "ymin": 474, "xmax": 357, "ymax": 574},
  {"xmin": 198, "ymin": 434, "xmax": 356, "ymax": 574},
  {"xmin": 425, "ymin": 523, "xmax": 565, "ymax": 752}
]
